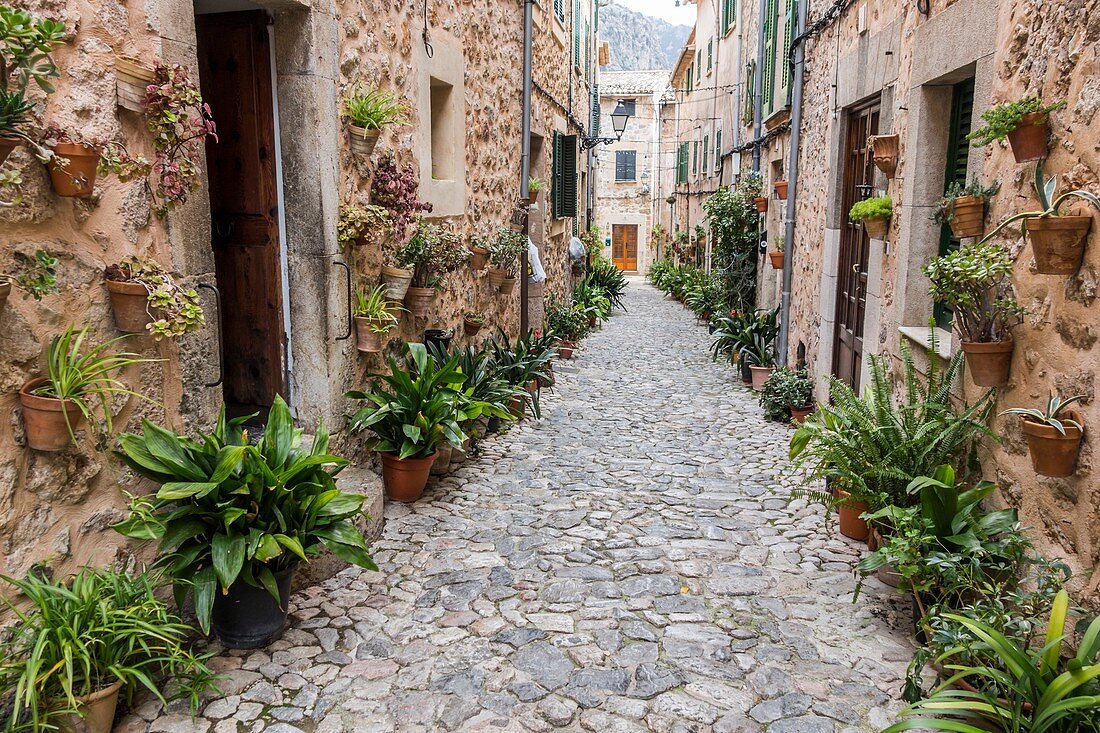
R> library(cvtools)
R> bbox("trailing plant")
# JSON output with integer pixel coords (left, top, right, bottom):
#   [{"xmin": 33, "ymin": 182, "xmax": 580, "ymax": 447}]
[
  {"xmin": 923, "ymin": 241, "xmax": 1023, "ymax": 343},
  {"xmin": 343, "ymin": 84, "xmax": 408, "ymax": 130},
  {"xmin": 395, "ymin": 219, "xmax": 467, "ymax": 288},
  {"xmin": 759, "ymin": 367, "xmax": 813, "ymax": 422},
  {"xmin": 933, "ymin": 177, "xmax": 1000, "ymax": 226},
  {"xmin": 4, "ymin": 249, "xmax": 58, "ymax": 300},
  {"xmin": 113, "ymin": 395, "xmax": 377, "ymax": 634},
  {"xmin": 0, "ymin": 567, "xmax": 219, "ymax": 732},
  {"xmin": 353, "ymin": 285, "xmax": 400, "ymax": 333},
  {"xmin": 338, "ymin": 204, "xmax": 392, "ymax": 248},
  {"xmin": 967, "ymin": 97, "xmax": 1066, "ymax": 148},
  {"xmin": 849, "ymin": 195, "xmax": 892, "ymax": 222},
  {"xmin": 486, "ymin": 228, "xmax": 528, "ymax": 277},
  {"xmin": 105, "ymin": 257, "xmax": 204, "ymax": 340},
  {"xmin": 1002, "ymin": 393, "xmax": 1086, "ymax": 436},
  {"xmin": 371, "ymin": 153, "xmax": 432, "ymax": 240}
]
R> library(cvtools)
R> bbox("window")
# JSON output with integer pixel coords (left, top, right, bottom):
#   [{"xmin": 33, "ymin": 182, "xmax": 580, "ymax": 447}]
[
  {"xmin": 934, "ymin": 77, "xmax": 976, "ymax": 330},
  {"xmin": 779, "ymin": 0, "xmax": 797, "ymax": 104},
  {"xmin": 696, "ymin": 50, "xmax": 702, "ymax": 85},
  {"xmin": 615, "ymin": 150, "xmax": 637, "ymax": 181},
  {"xmin": 762, "ymin": 0, "xmax": 778, "ymax": 111},
  {"xmin": 702, "ymin": 135, "xmax": 709, "ymax": 173},
  {"xmin": 722, "ymin": 0, "xmax": 735, "ymax": 33},
  {"xmin": 676, "ymin": 142, "xmax": 688, "ymax": 184},
  {"xmin": 692, "ymin": 140, "xmax": 699, "ymax": 175},
  {"xmin": 686, "ymin": 65, "xmax": 693, "ymax": 91},
  {"xmin": 554, "ymin": 0, "xmax": 564, "ymax": 23},
  {"xmin": 585, "ymin": 20, "xmax": 591, "ymax": 78},
  {"xmin": 619, "ymin": 99, "xmax": 636, "ymax": 116},
  {"xmin": 714, "ymin": 129, "xmax": 722, "ymax": 172},
  {"xmin": 552, "ymin": 131, "xmax": 578, "ymax": 218},
  {"xmin": 707, "ymin": 38, "xmax": 714, "ymax": 73},
  {"xmin": 430, "ymin": 78, "xmax": 457, "ymax": 181}
]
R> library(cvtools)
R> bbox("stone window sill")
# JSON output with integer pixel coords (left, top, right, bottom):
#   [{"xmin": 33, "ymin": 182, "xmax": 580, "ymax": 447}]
[{"xmin": 898, "ymin": 325, "xmax": 953, "ymax": 360}]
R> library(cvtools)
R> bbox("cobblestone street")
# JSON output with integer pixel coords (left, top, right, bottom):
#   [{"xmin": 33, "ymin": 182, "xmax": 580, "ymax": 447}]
[{"xmin": 146, "ymin": 279, "xmax": 914, "ymax": 733}]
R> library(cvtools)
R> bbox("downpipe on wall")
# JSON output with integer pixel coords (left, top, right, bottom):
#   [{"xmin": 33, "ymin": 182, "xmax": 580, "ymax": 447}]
[
  {"xmin": 520, "ymin": 0, "xmax": 534, "ymax": 334},
  {"xmin": 752, "ymin": 0, "xmax": 767, "ymax": 173}
]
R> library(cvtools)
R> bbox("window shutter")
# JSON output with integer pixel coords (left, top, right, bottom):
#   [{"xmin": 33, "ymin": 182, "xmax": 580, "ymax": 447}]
[
  {"xmin": 742, "ymin": 61, "xmax": 755, "ymax": 125},
  {"xmin": 677, "ymin": 143, "xmax": 688, "ymax": 184},
  {"xmin": 591, "ymin": 86, "xmax": 600, "ymax": 136},
  {"xmin": 615, "ymin": 150, "xmax": 636, "ymax": 181},
  {"xmin": 762, "ymin": 0, "xmax": 778, "ymax": 111},
  {"xmin": 552, "ymin": 131, "xmax": 564, "ymax": 218},
  {"xmin": 574, "ymin": 0, "xmax": 581, "ymax": 67},
  {"xmin": 702, "ymin": 135, "xmax": 709, "ymax": 173},
  {"xmin": 723, "ymin": 0, "xmax": 735, "ymax": 32},
  {"xmin": 554, "ymin": 0, "xmax": 564, "ymax": 22},
  {"xmin": 934, "ymin": 77, "xmax": 976, "ymax": 329},
  {"xmin": 561, "ymin": 134, "xmax": 578, "ymax": 218},
  {"xmin": 692, "ymin": 141, "xmax": 699, "ymax": 175},
  {"xmin": 708, "ymin": 38, "xmax": 714, "ymax": 71},
  {"xmin": 715, "ymin": 129, "xmax": 722, "ymax": 172},
  {"xmin": 686, "ymin": 65, "xmax": 693, "ymax": 91},
  {"xmin": 780, "ymin": 0, "xmax": 797, "ymax": 104}
]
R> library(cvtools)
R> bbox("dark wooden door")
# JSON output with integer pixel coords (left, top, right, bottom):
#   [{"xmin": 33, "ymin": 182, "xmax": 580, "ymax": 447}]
[
  {"xmin": 196, "ymin": 11, "xmax": 286, "ymax": 419},
  {"xmin": 832, "ymin": 102, "xmax": 879, "ymax": 390},
  {"xmin": 612, "ymin": 224, "xmax": 638, "ymax": 271}
]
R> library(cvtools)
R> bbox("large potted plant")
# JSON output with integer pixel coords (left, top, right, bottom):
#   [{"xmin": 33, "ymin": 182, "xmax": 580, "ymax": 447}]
[
  {"xmin": 933, "ymin": 178, "xmax": 999, "ymax": 239},
  {"xmin": 487, "ymin": 331, "xmax": 555, "ymax": 419},
  {"xmin": 19, "ymin": 326, "xmax": 151, "ymax": 451},
  {"xmin": 104, "ymin": 257, "xmax": 204, "ymax": 339},
  {"xmin": 0, "ymin": 568, "xmax": 218, "ymax": 733},
  {"xmin": 967, "ymin": 96, "xmax": 1066, "ymax": 164},
  {"xmin": 353, "ymin": 284, "xmax": 400, "ymax": 354},
  {"xmin": 769, "ymin": 233, "xmax": 785, "ymax": 270},
  {"xmin": 347, "ymin": 343, "xmax": 468, "ymax": 502},
  {"xmin": 545, "ymin": 294, "xmax": 588, "ymax": 359},
  {"xmin": 759, "ymin": 367, "xmax": 814, "ymax": 423},
  {"xmin": 849, "ymin": 195, "xmax": 892, "ymax": 239},
  {"xmin": 114, "ymin": 396, "xmax": 377, "ymax": 648},
  {"xmin": 1002, "ymin": 394, "xmax": 1085, "ymax": 478},
  {"xmin": 396, "ymin": 220, "xmax": 467, "ymax": 317},
  {"xmin": 487, "ymin": 228, "xmax": 528, "ymax": 294},
  {"xmin": 343, "ymin": 84, "xmax": 407, "ymax": 159},
  {"xmin": 923, "ymin": 241, "xmax": 1023, "ymax": 387},
  {"xmin": 744, "ymin": 335, "xmax": 777, "ymax": 391}
]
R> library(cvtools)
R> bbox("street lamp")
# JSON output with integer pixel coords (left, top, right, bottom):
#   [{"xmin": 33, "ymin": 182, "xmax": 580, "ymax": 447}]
[{"xmin": 581, "ymin": 100, "xmax": 633, "ymax": 150}]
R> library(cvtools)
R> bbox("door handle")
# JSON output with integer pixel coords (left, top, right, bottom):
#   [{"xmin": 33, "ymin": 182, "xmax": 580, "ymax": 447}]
[
  {"xmin": 198, "ymin": 283, "xmax": 224, "ymax": 388},
  {"xmin": 852, "ymin": 263, "xmax": 860, "ymax": 274}
]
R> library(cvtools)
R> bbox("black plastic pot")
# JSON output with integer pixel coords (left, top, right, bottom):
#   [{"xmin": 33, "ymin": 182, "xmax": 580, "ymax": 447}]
[
  {"xmin": 739, "ymin": 358, "xmax": 753, "ymax": 384},
  {"xmin": 424, "ymin": 328, "xmax": 454, "ymax": 353},
  {"xmin": 211, "ymin": 565, "xmax": 295, "ymax": 649},
  {"xmin": 486, "ymin": 416, "xmax": 501, "ymax": 434}
]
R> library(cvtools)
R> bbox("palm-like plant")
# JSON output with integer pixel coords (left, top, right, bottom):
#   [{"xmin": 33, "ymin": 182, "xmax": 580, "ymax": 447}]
[
  {"xmin": 423, "ymin": 342, "xmax": 518, "ymax": 427},
  {"xmin": 487, "ymin": 330, "xmax": 555, "ymax": 418},
  {"xmin": 584, "ymin": 260, "xmax": 628, "ymax": 311},
  {"xmin": 113, "ymin": 395, "xmax": 376, "ymax": 633}
]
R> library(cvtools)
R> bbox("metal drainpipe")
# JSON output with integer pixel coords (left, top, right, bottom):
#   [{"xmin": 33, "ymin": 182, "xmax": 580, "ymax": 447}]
[
  {"xmin": 752, "ymin": 0, "xmax": 767, "ymax": 173},
  {"xmin": 776, "ymin": 0, "xmax": 809, "ymax": 367},
  {"xmin": 519, "ymin": 0, "xmax": 533, "ymax": 335}
]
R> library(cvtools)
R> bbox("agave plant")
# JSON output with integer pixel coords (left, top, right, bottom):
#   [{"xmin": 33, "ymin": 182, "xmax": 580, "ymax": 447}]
[
  {"xmin": 1001, "ymin": 393, "xmax": 1086, "ymax": 436},
  {"xmin": 978, "ymin": 165, "xmax": 1100, "ymax": 245}
]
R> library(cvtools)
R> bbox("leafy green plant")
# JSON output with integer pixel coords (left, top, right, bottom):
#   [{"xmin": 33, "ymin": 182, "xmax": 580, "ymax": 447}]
[
  {"xmin": 849, "ymin": 195, "xmax": 892, "ymax": 222},
  {"xmin": 704, "ymin": 180, "xmax": 759, "ymax": 314},
  {"xmin": 1001, "ymin": 393, "xmax": 1086, "ymax": 436},
  {"xmin": 338, "ymin": 204, "xmax": 392, "ymax": 248},
  {"xmin": 934, "ymin": 178, "xmax": 1000, "ymax": 226},
  {"xmin": 572, "ymin": 278, "xmax": 612, "ymax": 323},
  {"xmin": 487, "ymin": 330, "xmax": 555, "ymax": 418},
  {"xmin": 0, "ymin": 6, "xmax": 66, "ymax": 140},
  {"xmin": 709, "ymin": 308, "xmax": 779, "ymax": 365},
  {"xmin": 4, "ymin": 249, "xmax": 58, "ymax": 300},
  {"xmin": 464, "ymin": 312, "xmax": 485, "ymax": 325},
  {"xmin": 545, "ymin": 294, "xmax": 588, "ymax": 342},
  {"xmin": 967, "ymin": 97, "xmax": 1066, "ymax": 148},
  {"xmin": 584, "ymin": 259, "xmax": 628, "ymax": 311},
  {"xmin": 773, "ymin": 232, "xmax": 785, "ymax": 253},
  {"xmin": 396, "ymin": 219, "xmax": 468, "ymax": 288},
  {"xmin": 759, "ymin": 367, "xmax": 813, "ymax": 422},
  {"xmin": 0, "ymin": 567, "xmax": 219, "ymax": 732},
  {"xmin": 486, "ymin": 228, "xmax": 528, "ymax": 278},
  {"xmin": 885, "ymin": 590, "xmax": 1100, "ymax": 733},
  {"xmin": 923, "ymin": 241, "xmax": 1023, "ymax": 343},
  {"xmin": 343, "ymin": 84, "xmax": 408, "ymax": 130},
  {"xmin": 527, "ymin": 176, "xmax": 544, "ymax": 192},
  {"xmin": 105, "ymin": 257, "xmax": 204, "ymax": 340},
  {"xmin": 113, "ymin": 396, "xmax": 376, "ymax": 633},
  {"xmin": 353, "ymin": 285, "xmax": 400, "ymax": 333},
  {"xmin": 422, "ymin": 342, "xmax": 518, "ymax": 431}
]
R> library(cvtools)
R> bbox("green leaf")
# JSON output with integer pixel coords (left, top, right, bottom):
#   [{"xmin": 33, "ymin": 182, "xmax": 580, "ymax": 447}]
[
  {"xmin": 323, "ymin": 539, "xmax": 379, "ymax": 571},
  {"xmin": 211, "ymin": 532, "xmax": 246, "ymax": 591},
  {"xmin": 157, "ymin": 482, "xmax": 219, "ymax": 500},
  {"xmin": 254, "ymin": 534, "xmax": 283, "ymax": 562},
  {"xmin": 193, "ymin": 566, "xmax": 217, "ymax": 634},
  {"xmin": 274, "ymin": 534, "xmax": 308, "ymax": 562}
]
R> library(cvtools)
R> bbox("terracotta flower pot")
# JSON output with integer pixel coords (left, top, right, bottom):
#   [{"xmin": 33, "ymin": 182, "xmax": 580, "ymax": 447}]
[
  {"xmin": 381, "ymin": 265, "xmax": 413, "ymax": 300},
  {"xmin": 19, "ymin": 377, "xmax": 84, "ymax": 452},
  {"xmin": 379, "ymin": 451, "xmax": 438, "ymax": 502},
  {"xmin": 1020, "ymin": 411, "xmax": 1084, "ymax": 477},
  {"xmin": 961, "ymin": 339, "xmax": 1013, "ymax": 387},
  {"xmin": 348, "ymin": 124, "xmax": 381, "ymax": 158},
  {"xmin": 115, "ymin": 57, "xmax": 155, "ymax": 113},
  {"xmin": 354, "ymin": 316, "xmax": 385, "ymax": 353},
  {"xmin": 47, "ymin": 142, "xmax": 101, "ymax": 197},
  {"xmin": 769, "ymin": 251, "xmax": 784, "ymax": 270},
  {"xmin": 754, "ymin": 196, "xmax": 769, "ymax": 213},
  {"xmin": 470, "ymin": 246, "xmax": 489, "ymax": 271},
  {"xmin": 430, "ymin": 442, "xmax": 453, "ymax": 475},
  {"xmin": 870, "ymin": 134, "xmax": 899, "ymax": 177},
  {"xmin": 0, "ymin": 279, "xmax": 11, "ymax": 313},
  {"xmin": 749, "ymin": 365, "xmax": 774, "ymax": 391},
  {"xmin": 403, "ymin": 287, "xmax": 435, "ymax": 318},
  {"xmin": 1007, "ymin": 112, "xmax": 1050, "ymax": 163},
  {"xmin": 0, "ymin": 136, "xmax": 20, "ymax": 165},
  {"xmin": 509, "ymin": 395, "xmax": 526, "ymax": 419},
  {"xmin": 774, "ymin": 180, "xmax": 788, "ymax": 200},
  {"xmin": 526, "ymin": 379, "xmax": 539, "ymax": 395},
  {"xmin": 528, "ymin": 189, "xmax": 539, "ymax": 205},
  {"xmin": 1026, "ymin": 215, "xmax": 1093, "ymax": 275},
  {"xmin": 464, "ymin": 317, "xmax": 483, "ymax": 337},
  {"xmin": 557, "ymin": 340, "xmax": 575, "ymax": 359},
  {"xmin": 106, "ymin": 279, "xmax": 152, "ymax": 333},
  {"xmin": 499, "ymin": 277, "xmax": 517, "ymax": 295},
  {"xmin": 487, "ymin": 268, "xmax": 507, "ymax": 289},
  {"xmin": 790, "ymin": 405, "xmax": 814, "ymax": 424},
  {"xmin": 863, "ymin": 217, "xmax": 889, "ymax": 239},
  {"xmin": 835, "ymin": 489, "xmax": 870, "ymax": 541},
  {"xmin": 55, "ymin": 681, "xmax": 123, "ymax": 733},
  {"xmin": 949, "ymin": 195, "xmax": 986, "ymax": 239}
]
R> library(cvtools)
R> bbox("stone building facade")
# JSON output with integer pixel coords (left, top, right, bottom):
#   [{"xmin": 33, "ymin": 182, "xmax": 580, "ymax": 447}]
[{"xmin": 0, "ymin": 0, "xmax": 599, "ymax": 578}]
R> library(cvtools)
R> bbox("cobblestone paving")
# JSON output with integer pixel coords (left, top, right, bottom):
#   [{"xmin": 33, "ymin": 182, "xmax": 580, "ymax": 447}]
[{"xmin": 137, "ymin": 279, "xmax": 914, "ymax": 733}]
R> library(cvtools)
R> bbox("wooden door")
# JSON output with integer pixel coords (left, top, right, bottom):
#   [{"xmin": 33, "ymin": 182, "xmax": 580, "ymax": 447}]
[
  {"xmin": 611, "ymin": 224, "xmax": 638, "ymax": 271},
  {"xmin": 831, "ymin": 102, "xmax": 879, "ymax": 390},
  {"xmin": 196, "ymin": 11, "xmax": 286, "ymax": 419}
]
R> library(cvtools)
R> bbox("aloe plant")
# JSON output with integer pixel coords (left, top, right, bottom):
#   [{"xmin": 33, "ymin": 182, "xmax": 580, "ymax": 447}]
[{"xmin": 1002, "ymin": 393, "xmax": 1086, "ymax": 436}]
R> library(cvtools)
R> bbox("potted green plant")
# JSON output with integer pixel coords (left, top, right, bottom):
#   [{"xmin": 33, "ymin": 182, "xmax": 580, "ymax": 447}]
[
  {"xmin": 0, "ymin": 7, "xmax": 65, "ymax": 163},
  {"xmin": 114, "ymin": 396, "xmax": 377, "ymax": 648},
  {"xmin": 933, "ymin": 177, "xmax": 1000, "ymax": 239},
  {"xmin": 769, "ymin": 233, "xmax": 785, "ymax": 270},
  {"xmin": 487, "ymin": 228, "xmax": 528, "ymax": 294},
  {"xmin": 19, "ymin": 326, "xmax": 152, "ymax": 451},
  {"xmin": 487, "ymin": 331, "xmax": 555, "ymax": 419},
  {"xmin": 0, "ymin": 568, "xmax": 219, "ymax": 733},
  {"xmin": 469, "ymin": 233, "xmax": 490, "ymax": 272},
  {"xmin": 1, "ymin": 249, "xmax": 59, "ymax": 314},
  {"xmin": 42, "ymin": 128, "xmax": 102, "ymax": 198},
  {"xmin": 967, "ymin": 96, "xmax": 1066, "ymax": 164},
  {"xmin": 338, "ymin": 204, "xmax": 392, "ymax": 249},
  {"xmin": 343, "ymin": 84, "xmax": 408, "ymax": 159},
  {"xmin": 353, "ymin": 284, "xmax": 400, "ymax": 354},
  {"xmin": 347, "ymin": 343, "xmax": 469, "ymax": 502},
  {"xmin": 923, "ymin": 242, "xmax": 1023, "ymax": 387},
  {"xmin": 545, "ymin": 294, "xmax": 587, "ymax": 358},
  {"xmin": 1002, "ymin": 393, "xmax": 1085, "ymax": 477},
  {"xmin": 395, "ymin": 220, "xmax": 467, "ymax": 317},
  {"xmin": 849, "ymin": 195, "xmax": 892, "ymax": 239},
  {"xmin": 759, "ymin": 367, "xmax": 814, "ymax": 423},
  {"xmin": 527, "ymin": 176, "xmax": 544, "ymax": 204},
  {"xmin": 464, "ymin": 311, "xmax": 485, "ymax": 337},
  {"xmin": 104, "ymin": 257, "xmax": 204, "ymax": 339}
]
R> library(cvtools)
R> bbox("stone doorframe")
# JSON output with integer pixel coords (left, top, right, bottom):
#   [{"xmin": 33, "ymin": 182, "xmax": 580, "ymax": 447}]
[{"xmin": 147, "ymin": 0, "xmax": 349, "ymax": 430}]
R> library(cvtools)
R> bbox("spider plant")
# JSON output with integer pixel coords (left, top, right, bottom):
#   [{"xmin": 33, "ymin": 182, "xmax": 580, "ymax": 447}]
[
  {"xmin": 343, "ymin": 84, "xmax": 408, "ymax": 130},
  {"xmin": 353, "ymin": 284, "xmax": 401, "ymax": 332},
  {"xmin": 1001, "ymin": 393, "xmax": 1086, "ymax": 436}
]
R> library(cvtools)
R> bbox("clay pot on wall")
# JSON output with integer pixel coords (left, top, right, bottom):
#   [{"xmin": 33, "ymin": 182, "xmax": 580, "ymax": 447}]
[
  {"xmin": 863, "ymin": 217, "xmax": 890, "ymax": 240},
  {"xmin": 1020, "ymin": 411, "xmax": 1084, "ymax": 478},
  {"xmin": 47, "ymin": 142, "xmax": 101, "ymax": 197},
  {"xmin": 19, "ymin": 377, "xmax": 83, "ymax": 452},
  {"xmin": 55, "ymin": 681, "xmax": 123, "ymax": 733},
  {"xmin": 1026, "ymin": 215, "xmax": 1093, "ymax": 275},
  {"xmin": 106, "ymin": 280, "xmax": 152, "ymax": 333},
  {"xmin": 949, "ymin": 196, "xmax": 986, "ymax": 239},
  {"xmin": 464, "ymin": 317, "xmax": 483, "ymax": 337},
  {"xmin": 774, "ymin": 180, "xmax": 788, "ymax": 200},
  {"xmin": 499, "ymin": 277, "xmax": 517, "ymax": 295},
  {"xmin": 353, "ymin": 317, "xmax": 384, "ymax": 353},
  {"xmin": 749, "ymin": 365, "xmax": 774, "ymax": 391},
  {"xmin": 487, "ymin": 268, "xmax": 507, "ymax": 289},
  {"xmin": 380, "ymin": 451, "xmax": 438, "ymax": 502},
  {"xmin": 769, "ymin": 251, "xmax": 784, "ymax": 270},
  {"xmin": 470, "ymin": 246, "xmax": 489, "ymax": 271},
  {"xmin": 381, "ymin": 266, "xmax": 413, "ymax": 300},
  {"xmin": 753, "ymin": 196, "xmax": 769, "ymax": 213},
  {"xmin": 115, "ymin": 57, "xmax": 155, "ymax": 113},
  {"xmin": 960, "ymin": 339, "xmax": 1013, "ymax": 387},
  {"xmin": 835, "ymin": 489, "xmax": 870, "ymax": 541},
  {"xmin": 403, "ymin": 287, "xmax": 435, "ymax": 318},
  {"xmin": 0, "ymin": 136, "xmax": 20, "ymax": 165},
  {"xmin": 1007, "ymin": 112, "xmax": 1051, "ymax": 163},
  {"xmin": 528, "ymin": 188, "xmax": 539, "ymax": 205},
  {"xmin": 347, "ymin": 125, "xmax": 381, "ymax": 159},
  {"xmin": 211, "ymin": 566, "xmax": 296, "ymax": 649},
  {"xmin": 869, "ymin": 134, "xmax": 900, "ymax": 177}
]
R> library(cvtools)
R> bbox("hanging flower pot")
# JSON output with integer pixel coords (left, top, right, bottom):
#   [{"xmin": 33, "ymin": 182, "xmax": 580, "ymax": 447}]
[
  {"xmin": 774, "ymin": 180, "xmax": 788, "ymax": 200},
  {"xmin": 55, "ymin": 681, "xmax": 123, "ymax": 733},
  {"xmin": 0, "ymin": 279, "xmax": 10, "ymax": 314},
  {"xmin": 960, "ymin": 339, "xmax": 1013, "ymax": 387},
  {"xmin": 380, "ymin": 451, "xmax": 437, "ymax": 502},
  {"xmin": 19, "ymin": 378, "xmax": 84, "ymax": 452},
  {"xmin": 353, "ymin": 317, "xmax": 385, "ymax": 353},
  {"xmin": 769, "ymin": 251, "xmax": 784, "ymax": 270},
  {"xmin": 47, "ymin": 142, "xmax": 101, "ymax": 197},
  {"xmin": 470, "ymin": 245, "xmax": 489, "ymax": 271},
  {"xmin": 105, "ymin": 280, "xmax": 152, "ymax": 333},
  {"xmin": 0, "ymin": 136, "xmax": 20, "ymax": 165},
  {"xmin": 499, "ymin": 277, "xmax": 517, "ymax": 295},
  {"xmin": 1020, "ymin": 411, "xmax": 1084, "ymax": 477},
  {"xmin": 753, "ymin": 196, "xmax": 769, "ymax": 213},
  {"xmin": 464, "ymin": 316, "xmax": 483, "ymax": 337},
  {"xmin": 211, "ymin": 565, "xmax": 296, "ymax": 649},
  {"xmin": 949, "ymin": 195, "xmax": 986, "ymax": 239},
  {"xmin": 403, "ymin": 287, "xmax": 435, "ymax": 318},
  {"xmin": 1006, "ymin": 112, "xmax": 1050, "ymax": 163},
  {"xmin": 835, "ymin": 489, "xmax": 870, "ymax": 541},
  {"xmin": 381, "ymin": 265, "xmax": 414, "ymax": 300},
  {"xmin": 869, "ymin": 134, "xmax": 900, "ymax": 177},
  {"xmin": 863, "ymin": 217, "xmax": 890, "ymax": 239},
  {"xmin": 115, "ymin": 56, "xmax": 155, "ymax": 113},
  {"xmin": 487, "ymin": 267, "xmax": 507, "ymax": 289},
  {"xmin": 347, "ymin": 124, "xmax": 381, "ymax": 159},
  {"xmin": 749, "ymin": 365, "xmax": 774, "ymax": 391},
  {"xmin": 1026, "ymin": 215, "xmax": 1093, "ymax": 274}
]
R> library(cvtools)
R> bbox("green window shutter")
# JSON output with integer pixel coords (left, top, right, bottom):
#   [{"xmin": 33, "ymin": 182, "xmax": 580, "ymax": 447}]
[
  {"xmin": 762, "ymin": 0, "xmax": 778, "ymax": 112},
  {"xmin": 552, "ymin": 131, "xmax": 564, "ymax": 218},
  {"xmin": 696, "ymin": 50, "xmax": 702, "ymax": 84},
  {"xmin": 779, "ymin": 0, "xmax": 797, "ymax": 104},
  {"xmin": 722, "ymin": 0, "xmax": 734, "ymax": 32},
  {"xmin": 686, "ymin": 65, "xmax": 693, "ymax": 91},
  {"xmin": 590, "ymin": 86, "xmax": 600, "ymax": 136},
  {"xmin": 708, "ymin": 38, "xmax": 714, "ymax": 71},
  {"xmin": 715, "ymin": 129, "xmax": 722, "ymax": 172},
  {"xmin": 934, "ymin": 77, "xmax": 976, "ymax": 330},
  {"xmin": 742, "ymin": 61, "xmax": 755, "ymax": 125},
  {"xmin": 554, "ymin": 0, "xmax": 564, "ymax": 22},
  {"xmin": 562, "ymin": 134, "xmax": 578, "ymax": 218},
  {"xmin": 677, "ymin": 143, "xmax": 688, "ymax": 184},
  {"xmin": 585, "ymin": 21, "xmax": 591, "ymax": 78},
  {"xmin": 702, "ymin": 135, "xmax": 709, "ymax": 172},
  {"xmin": 574, "ymin": 0, "xmax": 581, "ymax": 67},
  {"xmin": 692, "ymin": 141, "xmax": 698, "ymax": 175}
]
